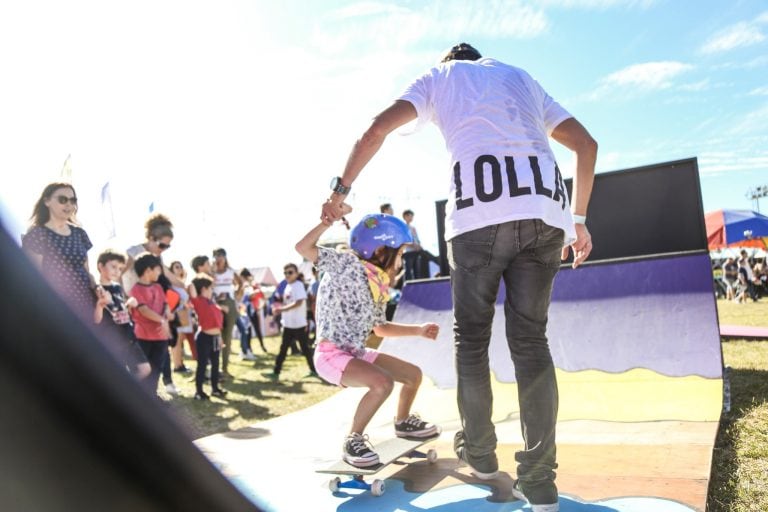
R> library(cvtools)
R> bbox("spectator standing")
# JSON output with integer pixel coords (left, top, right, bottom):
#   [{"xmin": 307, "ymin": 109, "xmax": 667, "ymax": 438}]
[
  {"xmin": 189, "ymin": 274, "xmax": 228, "ymax": 400},
  {"xmin": 170, "ymin": 261, "xmax": 197, "ymax": 372},
  {"xmin": 129, "ymin": 253, "xmax": 175, "ymax": 394},
  {"xmin": 212, "ymin": 248, "xmax": 243, "ymax": 377},
  {"xmin": 738, "ymin": 250, "xmax": 759, "ymax": 302},
  {"xmin": 240, "ymin": 268, "xmax": 268, "ymax": 353},
  {"xmin": 722, "ymin": 257, "xmax": 739, "ymax": 301},
  {"xmin": 320, "ymin": 43, "xmax": 597, "ymax": 511},
  {"xmin": 22, "ymin": 182, "xmax": 95, "ymax": 320},
  {"xmin": 93, "ymin": 249, "xmax": 150, "ymax": 379},
  {"xmin": 267, "ymin": 263, "xmax": 317, "ymax": 380},
  {"xmin": 122, "ymin": 213, "xmax": 184, "ymax": 293}
]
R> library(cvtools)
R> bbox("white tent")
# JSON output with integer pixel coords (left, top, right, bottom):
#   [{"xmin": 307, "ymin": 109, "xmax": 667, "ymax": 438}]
[{"xmin": 248, "ymin": 266, "xmax": 279, "ymax": 286}]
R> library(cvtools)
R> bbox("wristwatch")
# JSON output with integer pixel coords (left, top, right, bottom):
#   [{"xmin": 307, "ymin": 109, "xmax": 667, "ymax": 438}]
[{"xmin": 330, "ymin": 176, "xmax": 351, "ymax": 195}]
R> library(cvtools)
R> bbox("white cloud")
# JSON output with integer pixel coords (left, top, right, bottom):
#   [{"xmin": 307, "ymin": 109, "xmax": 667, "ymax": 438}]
[
  {"xmin": 727, "ymin": 103, "xmax": 768, "ymax": 135},
  {"xmin": 678, "ymin": 78, "xmax": 711, "ymax": 92},
  {"xmin": 319, "ymin": 0, "xmax": 549, "ymax": 55},
  {"xmin": 330, "ymin": 2, "xmax": 410, "ymax": 19},
  {"xmin": 538, "ymin": 0, "xmax": 656, "ymax": 8},
  {"xmin": 598, "ymin": 61, "xmax": 693, "ymax": 93},
  {"xmin": 700, "ymin": 21, "xmax": 766, "ymax": 54},
  {"xmin": 749, "ymin": 86, "xmax": 768, "ymax": 96}
]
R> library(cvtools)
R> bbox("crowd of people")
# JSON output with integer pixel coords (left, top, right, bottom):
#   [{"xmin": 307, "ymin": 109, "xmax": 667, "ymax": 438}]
[
  {"xmin": 714, "ymin": 249, "xmax": 766, "ymax": 302},
  {"xmin": 20, "ymin": 181, "xmax": 324, "ymax": 402},
  {"xmin": 22, "ymin": 181, "xmax": 421, "ymax": 401}
]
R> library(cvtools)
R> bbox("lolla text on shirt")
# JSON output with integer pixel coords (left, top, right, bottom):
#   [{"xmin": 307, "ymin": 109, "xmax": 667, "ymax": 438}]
[{"xmin": 453, "ymin": 155, "xmax": 567, "ymax": 211}]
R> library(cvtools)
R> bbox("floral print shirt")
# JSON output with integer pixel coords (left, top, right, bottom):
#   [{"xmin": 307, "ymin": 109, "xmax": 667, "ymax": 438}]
[{"xmin": 315, "ymin": 246, "xmax": 386, "ymax": 357}]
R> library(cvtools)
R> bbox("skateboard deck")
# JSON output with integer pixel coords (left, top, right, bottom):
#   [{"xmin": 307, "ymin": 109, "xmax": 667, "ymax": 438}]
[{"xmin": 317, "ymin": 434, "xmax": 440, "ymax": 496}]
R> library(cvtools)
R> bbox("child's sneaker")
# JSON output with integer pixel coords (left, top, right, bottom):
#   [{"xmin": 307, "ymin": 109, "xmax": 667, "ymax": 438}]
[
  {"xmin": 511, "ymin": 479, "xmax": 559, "ymax": 512},
  {"xmin": 343, "ymin": 433, "xmax": 379, "ymax": 467},
  {"xmin": 394, "ymin": 413, "xmax": 439, "ymax": 438},
  {"xmin": 211, "ymin": 388, "xmax": 228, "ymax": 398},
  {"xmin": 194, "ymin": 391, "xmax": 209, "ymax": 401}
]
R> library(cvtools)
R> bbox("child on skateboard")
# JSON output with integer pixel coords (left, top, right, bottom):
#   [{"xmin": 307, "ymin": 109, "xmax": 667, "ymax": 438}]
[{"xmin": 296, "ymin": 209, "xmax": 441, "ymax": 468}]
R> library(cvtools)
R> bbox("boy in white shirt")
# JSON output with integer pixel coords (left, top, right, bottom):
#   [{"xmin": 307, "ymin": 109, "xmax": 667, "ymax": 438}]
[{"xmin": 267, "ymin": 263, "xmax": 317, "ymax": 380}]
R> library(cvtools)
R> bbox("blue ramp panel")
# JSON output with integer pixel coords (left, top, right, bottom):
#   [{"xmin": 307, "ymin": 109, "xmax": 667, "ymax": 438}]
[{"xmin": 386, "ymin": 252, "xmax": 722, "ymax": 388}]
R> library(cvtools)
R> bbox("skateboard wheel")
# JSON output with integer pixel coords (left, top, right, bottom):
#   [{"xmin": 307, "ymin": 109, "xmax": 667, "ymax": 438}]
[
  {"xmin": 328, "ymin": 477, "xmax": 340, "ymax": 492},
  {"xmin": 371, "ymin": 479, "xmax": 385, "ymax": 496},
  {"xmin": 427, "ymin": 448, "xmax": 438, "ymax": 463}
]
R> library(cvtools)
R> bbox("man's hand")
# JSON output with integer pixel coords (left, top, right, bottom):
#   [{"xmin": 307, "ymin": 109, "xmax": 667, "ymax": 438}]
[
  {"xmin": 562, "ymin": 223, "xmax": 593, "ymax": 269},
  {"xmin": 419, "ymin": 322, "xmax": 439, "ymax": 340}
]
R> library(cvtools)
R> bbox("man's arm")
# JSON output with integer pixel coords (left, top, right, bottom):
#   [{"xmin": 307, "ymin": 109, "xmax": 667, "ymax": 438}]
[
  {"xmin": 551, "ymin": 117, "xmax": 598, "ymax": 268},
  {"xmin": 321, "ymin": 100, "xmax": 417, "ymax": 224}
]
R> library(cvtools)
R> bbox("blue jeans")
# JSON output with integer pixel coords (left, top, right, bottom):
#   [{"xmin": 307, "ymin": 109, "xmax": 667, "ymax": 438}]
[
  {"xmin": 237, "ymin": 315, "xmax": 251, "ymax": 354},
  {"xmin": 448, "ymin": 218, "xmax": 563, "ymax": 484}
]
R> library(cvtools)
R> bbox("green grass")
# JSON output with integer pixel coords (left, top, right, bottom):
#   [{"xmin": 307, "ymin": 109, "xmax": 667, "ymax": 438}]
[
  {"xmin": 708, "ymin": 298, "xmax": 768, "ymax": 512},
  {"xmin": 165, "ymin": 336, "xmax": 339, "ymax": 438},
  {"xmin": 168, "ymin": 300, "xmax": 768, "ymax": 510}
]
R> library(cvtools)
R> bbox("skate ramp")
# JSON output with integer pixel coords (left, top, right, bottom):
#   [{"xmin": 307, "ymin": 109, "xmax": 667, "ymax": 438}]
[{"xmin": 197, "ymin": 252, "xmax": 721, "ymax": 512}]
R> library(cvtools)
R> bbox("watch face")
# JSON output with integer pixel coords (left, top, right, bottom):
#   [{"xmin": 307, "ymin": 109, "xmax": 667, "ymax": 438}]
[{"xmin": 330, "ymin": 177, "xmax": 339, "ymax": 189}]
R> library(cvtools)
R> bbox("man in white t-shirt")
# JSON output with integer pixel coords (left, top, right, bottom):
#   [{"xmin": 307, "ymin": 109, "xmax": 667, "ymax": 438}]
[
  {"xmin": 268, "ymin": 263, "xmax": 317, "ymax": 380},
  {"xmin": 321, "ymin": 43, "xmax": 597, "ymax": 511}
]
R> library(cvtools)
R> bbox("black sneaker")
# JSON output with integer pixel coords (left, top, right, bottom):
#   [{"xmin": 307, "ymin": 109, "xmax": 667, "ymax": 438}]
[
  {"xmin": 453, "ymin": 431, "xmax": 499, "ymax": 480},
  {"xmin": 211, "ymin": 388, "xmax": 228, "ymax": 398},
  {"xmin": 511, "ymin": 479, "xmax": 559, "ymax": 512},
  {"xmin": 173, "ymin": 365, "xmax": 192, "ymax": 374},
  {"xmin": 343, "ymin": 433, "xmax": 379, "ymax": 468},
  {"xmin": 395, "ymin": 413, "xmax": 439, "ymax": 438},
  {"xmin": 194, "ymin": 391, "xmax": 209, "ymax": 401}
]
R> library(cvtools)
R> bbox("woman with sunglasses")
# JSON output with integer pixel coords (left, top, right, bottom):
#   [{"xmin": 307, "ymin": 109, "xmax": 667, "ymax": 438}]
[
  {"xmin": 22, "ymin": 182, "xmax": 96, "ymax": 320},
  {"xmin": 121, "ymin": 213, "xmax": 184, "ymax": 294}
]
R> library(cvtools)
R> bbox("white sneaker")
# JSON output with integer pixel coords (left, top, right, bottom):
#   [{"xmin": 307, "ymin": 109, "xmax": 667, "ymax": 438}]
[
  {"xmin": 242, "ymin": 351, "xmax": 257, "ymax": 361},
  {"xmin": 165, "ymin": 383, "xmax": 179, "ymax": 395}
]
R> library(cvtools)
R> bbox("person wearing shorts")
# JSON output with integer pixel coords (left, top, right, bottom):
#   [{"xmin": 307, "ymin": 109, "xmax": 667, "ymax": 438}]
[{"xmin": 296, "ymin": 211, "xmax": 442, "ymax": 468}]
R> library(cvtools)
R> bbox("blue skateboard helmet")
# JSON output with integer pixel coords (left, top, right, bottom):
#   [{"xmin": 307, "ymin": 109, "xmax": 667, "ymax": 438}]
[{"xmin": 350, "ymin": 214, "xmax": 413, "ymax": 259}]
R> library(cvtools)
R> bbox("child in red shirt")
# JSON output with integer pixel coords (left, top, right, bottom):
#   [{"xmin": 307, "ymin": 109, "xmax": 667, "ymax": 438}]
[
  {"xmin": 190, "ymin": 274, "xmax": 228, "ymax": 400},
  {"xmin": 129, "ymin": 252, "xmax": 174, "ymax": 393}
]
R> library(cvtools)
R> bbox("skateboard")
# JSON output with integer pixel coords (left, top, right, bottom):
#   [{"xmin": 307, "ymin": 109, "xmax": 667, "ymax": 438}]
[{"xmin": 317, "ymin": 434, "xmax": 440, "ymax": 496}]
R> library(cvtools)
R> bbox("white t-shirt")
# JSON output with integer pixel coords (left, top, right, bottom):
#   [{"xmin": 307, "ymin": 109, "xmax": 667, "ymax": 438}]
[
  {"xmin": 281, "ymin": 280, "xmax": 308, "ymax": 329},
  {"xmin": 398, "ymin": 58, "xmax": 576, "ymax": 245},
  {"xmin": 122, "ymin": 243, "xmax": 147, "ymax": 293},
  {"xmin": 213, "ymin": 268, "xmax": 236, "ymax": 298}
]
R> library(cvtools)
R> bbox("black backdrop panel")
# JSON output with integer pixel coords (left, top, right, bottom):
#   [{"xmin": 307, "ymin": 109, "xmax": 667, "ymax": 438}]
[{"xmin": 436, "ymin": 158, "xmax": 707, "ymax": 268}]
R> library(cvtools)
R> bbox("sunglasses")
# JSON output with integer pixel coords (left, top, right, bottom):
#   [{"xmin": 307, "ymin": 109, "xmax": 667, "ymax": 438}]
[
  {"xmin": 284, "ymin": 270, "xmax": 295, "ymax": 275},
  {"xmin": 54, "ymin": 195, "xmax": 78, "ymax": 205},
  {"xmin": 155, "ymin": 240, "xmax": 171, "ymax": 250}
]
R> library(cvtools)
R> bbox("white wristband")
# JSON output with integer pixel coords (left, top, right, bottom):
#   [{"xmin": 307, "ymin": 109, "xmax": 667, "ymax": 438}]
[{"xmin": 572, "ymin": 214, "xmax": 587, "ymax": 225}]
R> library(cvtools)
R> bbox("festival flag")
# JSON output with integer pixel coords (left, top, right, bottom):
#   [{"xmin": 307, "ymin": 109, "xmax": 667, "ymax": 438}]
[
  {"xmin": 101, "ymin": 181, "xmax": 116, "ymax": 239},
  {"xmin": 60, "ymin": 154, "xmax": 72, "ymax": 180}
]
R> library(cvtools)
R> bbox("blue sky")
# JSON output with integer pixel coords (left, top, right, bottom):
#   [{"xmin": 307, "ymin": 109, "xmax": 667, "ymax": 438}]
[{"xmin": 1, "ymin": 0, "xmax": 766, "ymax": 272}]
